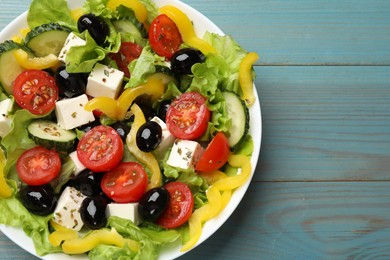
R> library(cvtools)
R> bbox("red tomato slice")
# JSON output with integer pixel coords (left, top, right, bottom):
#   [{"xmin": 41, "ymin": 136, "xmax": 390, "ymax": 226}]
[
  {"xmin": 77, "ymin": 125, "xmax": 124, "ymax": 172},
  {"xmin": 156, "ymin": 182, "xmax": 194, "ymax": 229},
  {"xmin": 166, "ymin": 92, "xmax": 210, "ymax": 140},
  {"xmin": 109, "ymin": 42, "xmax": 143, "ymax": 78},
  {"xmin": 16, "ymin": 146, "xmax": 61, "ymax": 185},
  {"xmin": 13, "ymin": 69, "xmax": 59, "ymax": 115},
  {"xmin": 101, "ymin": 162, "xmax": 148, "ymax": 203},
  {"xmin": 148, "ymin": 14, "xmax": 183, "ymax": 59},
  {"xmin": 195, "ymin": 132, "xmax": 230, "ymax": 172}
]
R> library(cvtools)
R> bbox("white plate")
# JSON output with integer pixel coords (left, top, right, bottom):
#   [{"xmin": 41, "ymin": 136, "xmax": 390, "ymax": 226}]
[{"xmin": 0, "ymin": 0, "xmax": 262, "ymax": 259}]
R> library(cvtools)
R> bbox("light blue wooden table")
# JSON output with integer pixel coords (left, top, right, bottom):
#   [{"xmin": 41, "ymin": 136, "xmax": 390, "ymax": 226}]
[{"xmin": 1, "ymin": 0, "xmax": 390, "ymax": 259}]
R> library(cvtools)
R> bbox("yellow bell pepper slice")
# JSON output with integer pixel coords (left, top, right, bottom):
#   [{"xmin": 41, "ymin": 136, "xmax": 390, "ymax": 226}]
[
  {"xmin": 126, "ymin": 103, "xmax": 162, "ymax": 190},
  {"xmin": 0, "ymin": 149, "xmax": 12, "ymax": 198},
  {"xmin": 239, "ymin": 52, "xmax": 259, "ymax": 107},
  {"xmin": 84, "ymin": 96, "xmax": 119, "ymax": 119},
  {"xmin": 159, "ymin": 5, "xmax": 217, "ymax": 55},
  {"xmin": 85, "ymin": 74, "xmax": 165, "ymax": 121},
  {"xmin": 107, "ymin": 0, "xmax": 148, "ymax": 23},
  {"xmin": 181, "ymin": 154, "xmax": 251, "ymax": 251},
  {"xmin": 62, "ymin": 227, "xmax": 139, "ymax": 254},
  {"xmin": 70, "ymin": 8, "xmax": 84, "ymax": 21},
  {"xmin": 13, "ymin": 49, "xmax": 60, "ymax": 70}
]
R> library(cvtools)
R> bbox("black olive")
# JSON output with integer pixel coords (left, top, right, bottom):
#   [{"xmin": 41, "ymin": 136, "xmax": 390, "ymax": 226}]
[
  {"xmin": 19, "ymin": 185, "xmax": 57, "ymax": 216},
  {"xmin": 110, "ymin": 121, "xmax": 131, "ymax": 142},
  {"xmin": 139, "ymin": 187, "xmax": 170, "ymax": 222},
  {"xmin": 80, "ymin": 197, "xmax": 107, "ymax": 230},
  {"xmin": 171, "ymin": 48, "xmax": 206, "ymax": 76},
  {"xmin": 77, "ymin": 120, "xmax": 101, "ymax": 133},
  {"xmin": 74, "ymin": 169, "xmax": 104, "ymax": 197},
  {"xmin": 157, "ymin": 100, "xmax": 171, "ymax": 122},
  {"xmin": 136, "ymin": 121, "xmax": 162, "ymax": 152},
  {"xmin": 55, "ymin": 66, "xmax": 87, "ymax": 98},
  {"xmin": 77, "ymin": 14, "xmax": 109, "ymax": 46}
]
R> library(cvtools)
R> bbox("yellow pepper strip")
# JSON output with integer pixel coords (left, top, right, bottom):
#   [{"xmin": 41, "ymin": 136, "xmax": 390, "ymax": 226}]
[
  {"xmin": 117, "ymin": 76, "xmax": 164, "ymax": 119},
  {"xmin": 48, "ymin": 220, "xmax": 79, "ymax": 247},
  {"xmin": 70, "ymin": 8, "xmax": 84, "ymax": 21},
  {"xmin": 13, "ymin": 49, "xmax": 60, "ymax": 70},
  {"xmin": 62, "ymin": 227, "xmax": 139, "ymax": 254},
  {"xmin": 239, "ymin": 52, "xmax": 259, "ymax": 107},
  {"xmin": 126, "ymin": 103, "xmax": 162, "ymax": 190},
  {"xmin": 84, "ymin": 96, "xmax": 119, "ymax": 119},
  {"xmin": 107, "ymin": 0, "xmax": 148, "ymax": 24},
  {"xmin": 198, "ymin": 170, "xmax": 227, "ymax": 186},
  {"xmin": 85, "ymin": 75, "xmax": 165, "ymax": 121},
  {"xmin": 0, "ymin": 149, "xmax": 12, "ymax": 198},
  {"xmin": 159, "ymin": 5, "xmax": 217, "ymax": 55},
  {"xmin": 181, "ymin": 154, "xmax": 252, "ymax": 251},
  {"xmin": 11, "ymin": 28, "xmax": 30, "ymax": 43}
]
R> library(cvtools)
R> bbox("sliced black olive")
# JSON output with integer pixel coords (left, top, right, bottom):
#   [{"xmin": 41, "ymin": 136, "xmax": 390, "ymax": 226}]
[
  {"xmin": 157, "ymin": 100, "xmax": 171, "ymax": 122},
  {"xmin": 110, "ymin": 121, "xmax": 131, "ymax": 142},
  {"xmin": 19, "ymin": 185, "xmax": 57, "ymax": 216},
  {"xmin": 55, "ymin": 66, "xmax": 87, "ymax": 98},
  {"xmin": 77, "ymin": 14, "xmax": 109, "ymax": 46},
  {"xmin": 138, "ymin": 187, "xmax": 169, "ymax": 222},
  {"xmin": 80, "ymin": 196, "xmax": 107, "ymax": 230},
  {"xmin": 171, "ymin": 48, "xmax": 206, "ymax": 76},
  {"xmin": 136, "ymin": 121, "xmax": 162, "ymax": 152},
  {"xmin": 74, "ymin": 169, "xmax": 104, "ymax": 197}
]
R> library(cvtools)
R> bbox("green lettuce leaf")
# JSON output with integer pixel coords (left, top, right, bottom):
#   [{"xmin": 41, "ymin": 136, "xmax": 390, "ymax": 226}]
[{"xmin": 27, "ymin": 0, "xmax": 76, "ymax": 30}]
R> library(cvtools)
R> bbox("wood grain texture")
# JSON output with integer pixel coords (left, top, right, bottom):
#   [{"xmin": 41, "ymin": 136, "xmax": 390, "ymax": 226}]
[{"xmin": 0, "ymin": 0, "xmax": 389, "ymax": 259}]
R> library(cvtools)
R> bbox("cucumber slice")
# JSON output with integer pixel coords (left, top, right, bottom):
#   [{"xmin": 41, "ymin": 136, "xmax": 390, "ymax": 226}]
[
  {"xmin": 0, "ymin": 40, "xmax": 26, "ymax": 94},
  {"xmin": 113, "ymin": 20, "xmax": 143, "ymax": 39},
  {"xmin": 27, "ymin": 119, "xmax": 77, "ymax": 152},
  {"xmin": 154, "ymin": 65, "xmax": 178, "ymax": 85},
  {"xmin": 24, "ymin": 23, "xmax": 71, "ymax": 57},
  {"xmin": 222, "ymin": 91, "xmax": 250, "ymax": 150}
]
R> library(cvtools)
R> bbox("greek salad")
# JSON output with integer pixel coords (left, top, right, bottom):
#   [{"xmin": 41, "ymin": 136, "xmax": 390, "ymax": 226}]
[{"xmin": 0, "ymin": 0, "xmax": 259, "ymax": 259}]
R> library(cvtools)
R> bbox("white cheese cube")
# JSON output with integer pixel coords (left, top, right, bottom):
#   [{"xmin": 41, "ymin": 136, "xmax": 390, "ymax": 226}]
[
  {"xmin": 52, "ymin": 186, "xmax": 86, "ymax": 231},
  {"xmin": 86, "ymin": 63, "xmax": 124, "ymax": 99},
  {"xmin": 0, "ymin": 98, "xmax": 13, "ymax": 137},
  {"xmin": 106, "ymin": 203, "xmax": 141, "ymax": 225},
  {"xmin": 166, "ymin": 139, "xmax": 204, "ymax": 170},
  {"xmin": 151, "ymin": 116, "xmax": 175, "ymax": 155},
  {"xmin": 69, "ymin": 151, "xmax": 86, "ymax": 175},
  {"xmin": 58, "ymin": 32, "xmax": 86, "ymax": 63},
  {"xmin": 55, "ymin": 94, "xmax": 95, "ymax": 130}
]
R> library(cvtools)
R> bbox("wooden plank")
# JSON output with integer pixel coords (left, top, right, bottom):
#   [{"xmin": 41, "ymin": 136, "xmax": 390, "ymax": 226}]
[
  {"xmin": 183, "ymin": 0, "xmax": 390, "ymax": 65},
  {"xmin": 253, "ymin": 66, "xmax": 390, "ymax": 181},
  {"xmin": 1, "ymin": 0, "xmax": 390, "ymax": 65},
  {"xmin": 184, "ymin": 182, "xmax": 390, "ymax": 259}
]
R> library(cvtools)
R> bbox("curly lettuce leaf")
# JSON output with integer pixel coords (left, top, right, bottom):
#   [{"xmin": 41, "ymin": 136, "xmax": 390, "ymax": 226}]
[{"xmin": 27, "ymin": 0, "xmax": 76, "ymax": 30}]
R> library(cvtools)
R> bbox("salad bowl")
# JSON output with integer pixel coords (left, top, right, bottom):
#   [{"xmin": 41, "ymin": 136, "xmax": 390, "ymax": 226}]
[{"xmin": 0, "ymin": 0, "xmax": 262, "ymax": 259}]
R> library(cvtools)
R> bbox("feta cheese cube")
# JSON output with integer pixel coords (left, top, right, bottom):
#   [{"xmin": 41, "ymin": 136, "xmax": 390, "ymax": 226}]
[
  {"xmin": 106, "ymin": 203, "xmax": 142, "ymax": 225},
  {"xmin": 151, "ymin": 116, "xmax": 175, "ymax": 155},
  {"xmin": 58, "ymin": 32, "xmax": 86, "ymax": 63},
  {"xmin": 55, "ymin": 94, "xmax": 95, "ymax": 130},
  {"xmin": 166, "ymin": 139, "xmax": 204, "ymax": 170},
  {"xmin": 0, "ymin": 98, "xmax": 13, "ymax": 137},
  {"xmin": 52, "ymin": 186, "xmax": 86, "ymax": 231},
  {"xmin": 86, "ymin": 63, "xmax": 124, "ymax": 99},
  {"xmin": 69, "ymin": 151, "xmax": 86, "ymax": 175}
]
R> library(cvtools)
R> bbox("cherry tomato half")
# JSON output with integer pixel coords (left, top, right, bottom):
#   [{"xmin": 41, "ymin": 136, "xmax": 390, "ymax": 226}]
[
  {"xmin": 77, "ymin": 125, "xmax": 124, "ymax": 172},
  {"xmin": 13, "ymin": 69, "xmax": 59, "ymax": 115},
  {"xmin": 195, "ymin": 132, "xmax": 230, "ymax": 172},
  {"xmin": 148, "ymin": 14, "xmax": 183, "ymax": 59},
  {"xmin": 166, "ymin": 92, "xmax": 210, "ymax": 140},
  {"xmin": 101, "ymin": 162, "xmax": 148, "ymax": 203},
  {"xmin": 109, "ymin": 42, "xmax": 143, "ymax": 78},
  {"xmin": 16, "ymin": 146, "xmax": 61, "ymax": 186},
  {"xmin": 156, "ymin": 182, "xmax": 194, "ymax": 229}
]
